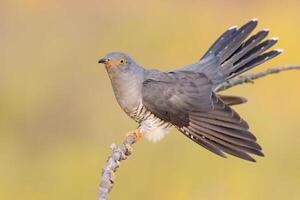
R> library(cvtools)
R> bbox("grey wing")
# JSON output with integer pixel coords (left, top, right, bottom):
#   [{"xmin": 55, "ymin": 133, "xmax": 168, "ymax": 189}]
[
  {"xmin": 142, "ymin": 71, "xmax": 263, "ymax": 162},
  {"xmin": 141, "ymin": 71, "xmax": 213, "ymax": 127},
  {"xmin": 180, "ymin": 94, "xmax": 263, "ymax": 162}
]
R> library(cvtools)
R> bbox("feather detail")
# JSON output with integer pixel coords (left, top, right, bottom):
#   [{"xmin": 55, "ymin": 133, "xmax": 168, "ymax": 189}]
[{"xmin": 176, "ymin": 94, "xmax": 263, "ymax": 162}]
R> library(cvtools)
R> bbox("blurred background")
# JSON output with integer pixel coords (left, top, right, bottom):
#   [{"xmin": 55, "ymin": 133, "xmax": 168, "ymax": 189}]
[{"xmin": 1, "ymin": 0, "xmax": 300, "ymax": 199}]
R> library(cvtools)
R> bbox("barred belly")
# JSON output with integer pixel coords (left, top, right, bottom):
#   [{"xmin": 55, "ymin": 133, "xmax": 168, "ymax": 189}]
[{"xmin": 128, "ymin": 102, "xmax": 172, "ymax": 142}]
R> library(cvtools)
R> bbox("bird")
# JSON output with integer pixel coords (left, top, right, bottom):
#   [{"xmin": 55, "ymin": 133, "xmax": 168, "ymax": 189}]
[{"xmin": 98, "ymin": 19, "xmax": 282, "ymax": 162}]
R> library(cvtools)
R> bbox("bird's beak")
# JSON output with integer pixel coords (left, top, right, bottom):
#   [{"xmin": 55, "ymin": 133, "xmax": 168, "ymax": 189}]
[
  {"xmin": 98, "ymin": 57, "xmax": 114, "ymax": 67},
  {"xmin": 98, "ymin": 58, "xmax": 107, "ymax": 64}
]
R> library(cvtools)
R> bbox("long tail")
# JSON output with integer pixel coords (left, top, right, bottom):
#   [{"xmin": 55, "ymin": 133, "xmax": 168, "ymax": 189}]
[{"xmin": 199, "ymin": 19, "xmax": 282, "ymax": 82}]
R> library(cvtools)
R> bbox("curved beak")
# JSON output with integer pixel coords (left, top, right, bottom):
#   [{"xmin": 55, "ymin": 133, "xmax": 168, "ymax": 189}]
[{"xmin": 98, "ymin": 58, "xmax": 107, "ymax": 64}]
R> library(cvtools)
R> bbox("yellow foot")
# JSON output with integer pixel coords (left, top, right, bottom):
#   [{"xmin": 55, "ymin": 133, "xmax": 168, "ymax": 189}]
[{"xmin": 125, "ymin": 129, "xmax": 142, "ymax": 142}]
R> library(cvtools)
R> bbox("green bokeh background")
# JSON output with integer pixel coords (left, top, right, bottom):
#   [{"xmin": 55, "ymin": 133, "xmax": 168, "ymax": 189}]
[{"xmin": 1, "ymin": 0, "xmax": 300, "ymax": 199}]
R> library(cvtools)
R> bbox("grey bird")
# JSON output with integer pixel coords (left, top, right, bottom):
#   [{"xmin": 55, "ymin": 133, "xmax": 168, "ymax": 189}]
[{"xmin": 98, "ymin": 19, "xmax": 282, "ymax": 162}]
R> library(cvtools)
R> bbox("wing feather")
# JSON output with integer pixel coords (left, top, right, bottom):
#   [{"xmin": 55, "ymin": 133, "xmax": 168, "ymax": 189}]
[
  {"xmin": 142, "ymin": 71, "xmax": 213, "ymax": 127},
  {"xmin": 141, "ymin": 71, "xmax": 263, "ymax": 161},
  {"xmin": 177, "ymin": 94, "xmax": 263, "ymax": 162}
]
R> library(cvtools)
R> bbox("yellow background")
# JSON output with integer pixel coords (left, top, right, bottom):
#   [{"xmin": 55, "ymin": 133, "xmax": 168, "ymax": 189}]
[{"xmin": 1, "ymin": 0, "xmax": 300, "ymax": 199}]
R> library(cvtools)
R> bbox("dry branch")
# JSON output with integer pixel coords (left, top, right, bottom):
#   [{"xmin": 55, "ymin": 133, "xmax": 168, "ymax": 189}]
[
  {"xmin": 98, "ymin": 135, "xmax": 137, "ymax": 200},
  {"xmin": 216, "ymin": 65, "xmax": 300, "ymax": 92},
  {"xmin": 98, "ymin": 65, "xmax": 300, "ymax": 200}
]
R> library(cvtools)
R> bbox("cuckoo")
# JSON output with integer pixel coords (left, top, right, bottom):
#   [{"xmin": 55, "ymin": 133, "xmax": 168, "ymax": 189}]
[{"xmin": 98, "ymin": 19, "xmax": 282, "ymax": 162}]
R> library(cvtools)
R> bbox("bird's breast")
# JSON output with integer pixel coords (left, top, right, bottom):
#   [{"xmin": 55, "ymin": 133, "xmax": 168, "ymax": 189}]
[
  {"xmin": 110, "ymin": 73, "xmax": 143, "ymax": 117},
  {"xmin": 108, "ymin": 69, "xmax": 172, "ymax": 142}
]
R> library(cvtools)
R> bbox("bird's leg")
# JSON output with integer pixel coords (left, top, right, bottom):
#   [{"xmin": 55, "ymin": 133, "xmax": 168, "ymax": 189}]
[{"xmin": 125, "ymin": 128, "xmax": 142, "ymax": 143}]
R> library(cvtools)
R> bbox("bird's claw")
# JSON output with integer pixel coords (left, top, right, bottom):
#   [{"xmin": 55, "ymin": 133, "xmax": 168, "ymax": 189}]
[{"xmin": 125, "ymin": 129, "xmax": 142, "ymax": 143}]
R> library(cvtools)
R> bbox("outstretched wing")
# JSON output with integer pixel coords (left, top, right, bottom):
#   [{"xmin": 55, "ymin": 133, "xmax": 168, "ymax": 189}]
[
  {"xmin": 142, "ymin": 71, "xmax": 263, "ymax": 161},
  {"xmin": 142, "ymin": 71, "xmax": 213, "ymax": 127},
  {"xmin": 179, "ymin": 94, "xmax": 263, "ymax": 162}
]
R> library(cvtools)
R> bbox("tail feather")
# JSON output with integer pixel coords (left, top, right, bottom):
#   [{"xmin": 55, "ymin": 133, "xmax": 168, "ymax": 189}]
[
  {"xmin": 229, "ymin": 29, "xmax": 269, "ymax": 62},
  {"xmin": 228, "ymin": 49, "xmax": 283, "ymax": 79},
  {"xmin": 226, "ymin": 38, "xmax": 278, "ymax": 74},
  {"xmin": 201, "ymin": 26, "xmax": 238, "ymax": 59},
  {"xmin": 193, "ymin": 19, "xmax": 282, "ymax": 85},
  {"xmin": 218, "ymin": 94, "xmax": 247, "ymax": 106},
  {"xmin": 221, "ymin": 29, "xmax": 270, "ymax": 69},
  {"xmin": 218, "ymin": 19, "xmax": 258, "ymax": 62}
]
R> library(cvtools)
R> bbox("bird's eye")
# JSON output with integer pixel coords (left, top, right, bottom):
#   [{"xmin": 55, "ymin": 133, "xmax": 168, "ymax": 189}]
[{"xmin": 119, "ymin": 59, "xmax": 125, "ymax": 64}]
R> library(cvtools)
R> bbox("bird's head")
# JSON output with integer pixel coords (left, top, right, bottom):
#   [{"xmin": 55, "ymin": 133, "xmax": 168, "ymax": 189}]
[{"xmin": 98, "ymin": 52, "xmax": 136, "ymax": 71}]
